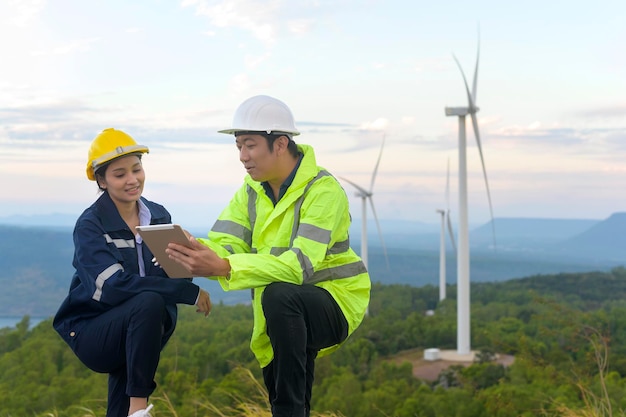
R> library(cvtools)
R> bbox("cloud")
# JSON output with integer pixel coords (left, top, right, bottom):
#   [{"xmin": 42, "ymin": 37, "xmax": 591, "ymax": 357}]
[
  {"xmin": 2, "ymin": 0, "xmax": 46, "ymax": 28},
  {"xmin": 359, "ymin": 118, "xmax": 389, "ymax": 131},
  {"xmin": 185, "ymin": 0, "xmax": 281, "ymax": 44},
  {"xmin": 229, "ymin": 73, "xmax": 251, "ymax": 93},
  {"xmin": 490, "ymin": 123, "xmax": 626, "ymax": 157},
  {"xmin": 0, "ymin": 99, "xmax": 97, "ymax": 125},
  {"xmin": 287, "ymin": 18, "xmax": 315, "ymax": 35},
  {"xmin": 0, "ymin": 98, "xmax": 228, "ymax": 154},
  {"xmin": 184, "ymin": 0, "xmax": 320, "ymax": 45},
  {"xmin": 121, "ymin": 126, "xmax": 228, "ymax": 147},
  {"xmin": 574, "ymin": 104, "xmax": 626, "ymax": 120},
  {"xmin": 413, "ymin": 56, "xmax": 450, "ymax": 73},
  {"xmin": 30, "ymin": 37, "xmax": 101, "ymax": 56},
  {"xmin": 244, "ymin": 53, "xmax": 271, "ymax": 69},
  {"xmin": 298, "ymin": 121, "xmax": 355, "ymax": 128}
]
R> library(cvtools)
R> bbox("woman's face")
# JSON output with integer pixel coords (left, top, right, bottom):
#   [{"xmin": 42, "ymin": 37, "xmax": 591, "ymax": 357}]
[{"xmin": 97, "ymin": 155, "xmax": 145, "ymax": 206}]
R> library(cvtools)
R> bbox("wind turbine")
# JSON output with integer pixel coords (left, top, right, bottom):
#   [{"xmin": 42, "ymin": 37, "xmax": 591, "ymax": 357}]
[
  {"xmin": 339, "ymin": 136, "xmax": 390, "ymax": 272},
  {"xmin": 444, "ymin": 33, "xmax": 495, "ymax": 356},
  {"xmin": 436, "ymin": 158, "xmax": 456, "ymax": 301}
]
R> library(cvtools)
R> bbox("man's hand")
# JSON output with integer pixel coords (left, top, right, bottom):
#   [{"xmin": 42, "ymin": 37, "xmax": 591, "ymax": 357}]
[
  {"xmin": 166, "ymin": 234, "xmax": 230, "ymax": 277},
  {"xmin": 195, "ymin": 289, "xmax": 212, "ymax": 316}
]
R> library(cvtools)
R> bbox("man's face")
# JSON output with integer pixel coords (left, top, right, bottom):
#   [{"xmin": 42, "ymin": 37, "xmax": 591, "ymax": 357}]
[{"xmin": 235, "ymin": 134, "xmax": 279, "ymax": 182}]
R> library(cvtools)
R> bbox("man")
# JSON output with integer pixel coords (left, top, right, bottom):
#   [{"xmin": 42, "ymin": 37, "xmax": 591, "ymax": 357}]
[{"xmin": 166, "ymin": 95, "xmax": 371, "ymax": 417}]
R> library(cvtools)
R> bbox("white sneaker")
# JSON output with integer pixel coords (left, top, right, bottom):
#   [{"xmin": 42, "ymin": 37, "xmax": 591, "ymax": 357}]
[{"xmin": 128, "ymin": 403, "xmax": 154, "ymax": 417}]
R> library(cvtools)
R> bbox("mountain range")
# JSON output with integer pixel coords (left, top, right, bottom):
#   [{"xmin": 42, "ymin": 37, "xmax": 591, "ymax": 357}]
[{"xmin": 0, "ymin": 212, "xmax": 623, "ymax": 318}]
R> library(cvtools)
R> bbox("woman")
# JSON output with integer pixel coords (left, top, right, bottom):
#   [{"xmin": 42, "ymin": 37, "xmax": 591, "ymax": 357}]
[{"xmin": 53, "ymin": 128, "xmax": 212, "ymax": 417}]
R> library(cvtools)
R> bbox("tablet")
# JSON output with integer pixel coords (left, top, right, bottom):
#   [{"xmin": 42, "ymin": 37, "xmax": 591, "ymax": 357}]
[{"xmin": 135, "ymin": 224, "xmax": 193, "ymax": 278}]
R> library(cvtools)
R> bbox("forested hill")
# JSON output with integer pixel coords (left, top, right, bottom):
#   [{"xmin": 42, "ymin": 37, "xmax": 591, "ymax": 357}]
[{"xmin": 3, "ymin": 269, "xmax": 626, "ymax": 416}]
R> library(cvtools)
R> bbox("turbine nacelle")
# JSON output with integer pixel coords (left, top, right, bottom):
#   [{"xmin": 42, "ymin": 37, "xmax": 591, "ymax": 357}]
[
  {"xmin": 352, "ymin": 191, "xmax": 373, "ymax": 199},
  {"xmin": 444, "ymin": 106, "xmax": 480, "ymax": 117},
  {"xmin": 338, "ymin": 136, "xmax": 389, "ymax": 271}
]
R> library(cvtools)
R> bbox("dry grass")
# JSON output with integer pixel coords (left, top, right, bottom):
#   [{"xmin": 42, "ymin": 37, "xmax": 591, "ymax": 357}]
[
  {"xmin": 50, "ymin": 335, "xmax": 620, "ymax": 417},
  {"xmin": 150, "ymin": 367, "xmax": 345, "ymax": 417},
  {"xmin": 39, "ymin": 366, "xmax": 344, "ymax": 417},
  {"xmin": 550, "ymin": 326, "xmax": 625, "ymax": 417}
]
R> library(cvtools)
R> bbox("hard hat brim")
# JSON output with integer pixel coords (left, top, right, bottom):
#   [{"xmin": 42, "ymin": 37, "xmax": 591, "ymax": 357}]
[{"xmin": 217, "ymin": 128, "xmax": 300, "ymax": 136}]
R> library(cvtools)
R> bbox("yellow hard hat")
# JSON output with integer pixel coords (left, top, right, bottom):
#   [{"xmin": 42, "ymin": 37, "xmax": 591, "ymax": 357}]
[{"xmin": 86, "ymin": 128, "xmax": 149, "ymax": 181}]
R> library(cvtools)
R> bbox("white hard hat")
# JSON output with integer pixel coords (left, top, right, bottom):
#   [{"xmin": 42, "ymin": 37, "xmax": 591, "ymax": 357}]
[{"xmin": 218, "ymin": 95, "xmax": 300, "ymax": 136}]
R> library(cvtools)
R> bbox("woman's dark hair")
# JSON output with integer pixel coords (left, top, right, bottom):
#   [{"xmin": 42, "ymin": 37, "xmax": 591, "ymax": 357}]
[{"xmin": 94, "ymin": 154, "xmax": 143, "ymax": 191}]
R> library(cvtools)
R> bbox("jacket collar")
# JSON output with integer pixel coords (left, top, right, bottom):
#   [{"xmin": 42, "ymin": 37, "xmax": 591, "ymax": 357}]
[
  {"xmin": 245, "ymin": 143, "xmax": 318, "ymax": 194},
  {"xmin": 93, "ymin": 192, "xmax": 131, "ymax": 232}
]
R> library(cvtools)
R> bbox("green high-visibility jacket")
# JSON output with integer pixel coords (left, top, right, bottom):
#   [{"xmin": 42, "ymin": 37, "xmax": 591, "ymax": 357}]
[{"xmin": 199, "ymin": 144, "xmax": 371, "ymax": 367}]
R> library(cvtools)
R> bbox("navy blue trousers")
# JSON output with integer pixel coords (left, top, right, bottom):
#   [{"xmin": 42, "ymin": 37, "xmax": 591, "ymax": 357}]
[
  {"xmin": 70, "ymin": 292, "xmax": 172, "ymax": 417},
  {"xmin": 262, "ymin": 282, "xmax": 349, "ymax": 417}
]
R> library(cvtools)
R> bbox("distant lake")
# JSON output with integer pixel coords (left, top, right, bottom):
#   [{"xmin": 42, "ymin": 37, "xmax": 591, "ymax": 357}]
[{"xmin": 0, "ymin": 316, "xmax": 48, "ymax": 330}]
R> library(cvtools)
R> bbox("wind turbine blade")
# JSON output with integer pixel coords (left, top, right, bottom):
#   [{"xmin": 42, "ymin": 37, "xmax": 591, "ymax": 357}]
[
  {"xmin": 469, "ymin": 112, "xmax": 496, "ymax": 249},
  {"xmin": 452, "ymin": 54, "xmax": 477, "ymax": 111},
  {"xmin": 472, "ymin": 28, "xmax": 480, "ymax": 103},
  {"xmin": 368, "ymin": 196, "xmax": 390, "ymax": 270},
  {"xmin": 369, "ymin": 135, "xmax": 386, "ymax": 192},
  {"xmin": 446, "ymin": 211, "xmax": 456, "ymax": 252},
  {"xmin": 338, "ymin": 176, "xmax": 369, "ymax": 196}
]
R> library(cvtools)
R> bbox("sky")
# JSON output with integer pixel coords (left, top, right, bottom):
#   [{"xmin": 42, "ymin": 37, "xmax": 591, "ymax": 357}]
[{"xmin": 1, "ymin": 0, "xmax": 625, "ymax": 231}]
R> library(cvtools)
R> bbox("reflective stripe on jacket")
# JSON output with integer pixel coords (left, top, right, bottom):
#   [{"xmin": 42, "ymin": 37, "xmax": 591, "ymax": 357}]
[
  {"xmin": 199, "ymin": 144, "xmax": 371, "ymax": 367},
  {"xmin": 53, "ymin": 192, "xmax": 200, "ymax": 347}
]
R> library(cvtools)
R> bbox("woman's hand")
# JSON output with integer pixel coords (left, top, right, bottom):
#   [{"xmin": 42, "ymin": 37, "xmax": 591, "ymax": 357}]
[{"xmin": 195, "ymin": 289, "xmax": 212, "ymax": 316}]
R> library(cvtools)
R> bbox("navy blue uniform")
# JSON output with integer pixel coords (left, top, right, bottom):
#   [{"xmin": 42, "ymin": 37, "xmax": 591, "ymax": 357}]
[{"xmin": 54, "ymin": 192, "xmax": 199, "ymax": 417}]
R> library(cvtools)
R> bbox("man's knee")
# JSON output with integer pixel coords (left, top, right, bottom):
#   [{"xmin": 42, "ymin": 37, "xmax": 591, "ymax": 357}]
[
  {"xmin": 262, "ymin": 282, "xmax": 293, "ymax": 304},
  {"xmin": 262, "ymin": 283, "xmax": 299, "ymax": 322}
]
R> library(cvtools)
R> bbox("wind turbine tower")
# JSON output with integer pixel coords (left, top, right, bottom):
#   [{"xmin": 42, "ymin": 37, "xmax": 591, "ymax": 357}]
[
  {"xmin": 444, "ymin": 36, "xmax": 495, "ymax": 356},
  {"xmin": 436, "ymin": 209, "xmax": 447, "ymax": 301},
  {"xmin": 340, "ymin": 137, "xmax": 390, "ymax": 272},
  {"xmin": 436, "ymin": 159, "xmax": 456, "ymax": 301}
]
